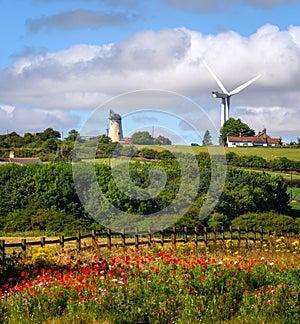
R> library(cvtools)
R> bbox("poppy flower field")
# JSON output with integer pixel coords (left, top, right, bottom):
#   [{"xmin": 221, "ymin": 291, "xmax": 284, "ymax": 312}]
[{"xmin": 0, "ymin": 244, "xmax": 299, "ymax": 323}]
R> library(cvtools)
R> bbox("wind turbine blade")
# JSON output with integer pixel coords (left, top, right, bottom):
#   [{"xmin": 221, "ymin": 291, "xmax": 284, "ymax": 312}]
[
  {"xmin": 229, "ymin": 75, "xmax": 261, "ymax": 96},
  {"xmin": 203, "ymin": 60, "xmax": 229, "ymax": 95}
]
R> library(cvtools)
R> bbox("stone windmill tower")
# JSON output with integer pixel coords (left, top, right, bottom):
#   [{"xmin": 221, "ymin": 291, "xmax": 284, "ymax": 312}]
[{"xmin": 108, "ymin": 110, "xmax": 123, "ymax": 142}]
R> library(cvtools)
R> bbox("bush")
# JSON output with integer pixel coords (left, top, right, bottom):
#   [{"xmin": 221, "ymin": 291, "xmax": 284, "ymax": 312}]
[
  {"xmin": 231, "ymin": 212, "xmax": 295, "ymax": 233},
  {"xmin": 31, "ymin": 247, "xmax": 56, "ymax": 269},
  {"xmin": 136, "ymin": 148, "xmax": 159, "ymax": 160},
  {"xmin": 207, "ymin": 212, "xmax": 229, "ymax": 229}
]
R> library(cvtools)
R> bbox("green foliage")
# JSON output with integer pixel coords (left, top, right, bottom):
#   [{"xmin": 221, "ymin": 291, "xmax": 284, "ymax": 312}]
[
  {"xmin": 231, "ymin": 212, "xmax": 295, "ymax": 233},
  {"xmin": 96, "ymin": 142, "xmax": 118, "ymax": 158},
  {"xmin": 0, "ymin": 163, "xmax": 92, "ymax": 233},
  {"xmin": 216, "ymin": 168, "xmax": 289, "ymax": 218},
  {"xmin": 226, "ymin": 148, "xmax": 300, "ymax": 172},
  {"xmin": 220, "ymin": 118, "xmax": 255, "ymax": 145},
  {"xmin": 131, "ymin": 131, "xmax": 172, "ymax": 145},
  {"xmin": 136, "ymin": 148, "xmax": 159, "ymax": 159},
  {"xmin": 153, "ymin": 135, "xmax": 172, "ymax": 145},
  {"xmin": 202, "ymin": 129, "xmax": 213, "ymax": 146},
  {"xmin": 0, "ymin": 145, "xmax": 293, "ymax": 234},
  {"xmin": 131, "ymin": 131, "xmax": 153, "ymax": 144},
  {"xmin": 42, "ymin": 138, "xmax": 58, "ymax": 153},
  {"xmin": 65, "ymin": 129, "xmax": 79, "ymax": 142},
  {"xmin": 0, "ymin": 251, "xmax": 29, "ymax": 287},
  {"xmin": 38, "ymin": 128, "xmax": 61, "ymax": 141},
  {"xmin": 207, "ymin": 212, "xmax": 229, "ymax": 229}
]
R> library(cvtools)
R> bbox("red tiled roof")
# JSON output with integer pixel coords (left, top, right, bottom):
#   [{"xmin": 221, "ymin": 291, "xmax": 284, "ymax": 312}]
[{"xmin": 227, "ymin": 136, "xmax": 280, "ymax": 144}]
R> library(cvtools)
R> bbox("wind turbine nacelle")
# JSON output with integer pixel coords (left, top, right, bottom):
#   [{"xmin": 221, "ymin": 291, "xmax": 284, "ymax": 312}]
[{"xmin": 212, "ymin": 91, "xmax": 227, "ymax": 99}]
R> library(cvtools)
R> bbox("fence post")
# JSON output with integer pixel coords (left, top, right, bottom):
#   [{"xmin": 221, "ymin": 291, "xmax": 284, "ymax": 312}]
[
  {"xmin": 76, "ymin": 232, "xmax": 81, "ymax": 251},
  {"xmin": 203, "ymin": 227, "xmax": 208, "ymax": 248},
  {"xmin": 121, "ymin": 230, "xmax": 125, "ymax": 247},
  {"xmin": 41, "ymin": 237, "xmax": 45, "ymax": 247},
  {"xmin": 213, "ymin": 226, "xmax": 217, "ymax": 245},
  {"xmin": 135, "ymin": 228, "xmax": 139, "ymax": 249},
  {"xmin": 259, "ymin": 228, "xmax": 264, "ymax": 248},
  {"xmin": 148, "ymin": 228, "xmax": 152, "ymax": 246},
  {"xmin": 60, "ymin": 235, "xmax": 65, "ymax": 249},
  {"xmin": 237, "ymin": 226, "xmax": 241, "ymax": 248},
  {"xmin": 92, "ymin": 229, "xmax": 97, "ymax": 247},
  {"xmin": 0, "ymin": 239, "xmax": 5, "ymax": 264},
  {"xmin": 245, "ymin": 227, "xmax": 249, "ymax": 249},
  {"xmin": 160, "ymin": 229, "xmax": 164, "ymax": 247},
  {"xmin": 21, "ymin": 239, "xmax": 27, "ymax": 252},
  {"xmin": 107, "ymin": 229, "xmax": 112, "ymax": 250},
  {"xmin": 172, "ymin": 226, "xmax": 177, "ymax": 248},
  {"xmin": 194, "ymin": 227, "xmax": 198, "ymax": 246},
  {"xmin": 267, "ymin": 230, "xmax": 271, "ymax": 243},
  {"xmin": 184, "ymin": 226, "xmax": 188, "ymax": 243},
  {"xmin": 221, "ymin": 226, "xmax": 225, "ymax": 246}
]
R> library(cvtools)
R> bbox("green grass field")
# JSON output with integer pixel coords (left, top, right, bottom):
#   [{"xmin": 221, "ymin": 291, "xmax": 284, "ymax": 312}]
[
  {"xmin": 225, "ymin": 147, "xmax": 300, "ymax": 161},
  {"xmin": 133, "ymin": 145, "xmax": 300, "ymax": 161}
]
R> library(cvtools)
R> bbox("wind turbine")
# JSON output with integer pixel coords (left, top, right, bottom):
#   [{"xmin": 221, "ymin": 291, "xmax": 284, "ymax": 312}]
[{"xmin": 204, "ymin": 61, "xmax": 261, "ymax": 128}]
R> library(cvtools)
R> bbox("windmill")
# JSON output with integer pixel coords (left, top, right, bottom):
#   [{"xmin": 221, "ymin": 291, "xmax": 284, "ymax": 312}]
[
  {"xmin": 204, "ymin": 61, "xmax": 261, "ymax": 127},
  {"xmin": 108, "ymin": 109, "xmax": 123, "ymax": 142}
]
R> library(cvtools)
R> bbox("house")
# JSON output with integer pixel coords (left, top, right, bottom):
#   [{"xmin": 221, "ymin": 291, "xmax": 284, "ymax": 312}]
[
  {"xmin": 227, "ymin": 129, "xmax": 280, "ymax": 147},
  {"xmin": 0, "ymin": 151, "xmax": 42, "ymax": 165}
]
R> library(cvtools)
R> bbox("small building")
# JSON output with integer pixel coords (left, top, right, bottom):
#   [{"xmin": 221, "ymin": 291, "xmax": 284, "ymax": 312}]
[
  {"xmin": 227, "ymin": 129, "xmax": 280, "ymax": 147},
  {"xmin": 118, "ymin": 137, "xmax": 131, "ymax": 144},
  {"xmin": 0, "ymin": 152, "xmax": 42, "ymax": 165}
]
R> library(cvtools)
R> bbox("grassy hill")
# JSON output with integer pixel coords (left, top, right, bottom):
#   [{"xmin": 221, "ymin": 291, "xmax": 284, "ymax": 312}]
[{"xmin": 134, "ymin": 145, "xmax": 300, "ymax": 161}]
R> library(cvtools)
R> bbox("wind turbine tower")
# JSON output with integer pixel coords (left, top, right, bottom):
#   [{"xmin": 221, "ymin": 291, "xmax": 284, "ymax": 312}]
[{"xmin": 204, "ymin": 61, "xmax": 261, "ymax": 128}]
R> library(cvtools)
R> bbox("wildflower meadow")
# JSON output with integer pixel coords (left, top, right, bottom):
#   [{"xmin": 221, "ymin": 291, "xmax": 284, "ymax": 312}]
[{"xmin": 0, "ymin": 239, "xmax": 299, "ymax": 323}]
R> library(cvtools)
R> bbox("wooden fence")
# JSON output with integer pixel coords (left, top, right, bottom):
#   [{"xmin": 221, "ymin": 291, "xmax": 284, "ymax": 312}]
[{"xmin": 0, "ymin": 226, "xmax": 298, "ymax": 264}]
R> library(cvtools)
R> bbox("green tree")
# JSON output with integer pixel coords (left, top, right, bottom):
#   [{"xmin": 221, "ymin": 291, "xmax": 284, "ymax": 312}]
[
  {"xmin": 216, "ymin": 169, "xmax": 289, "ymax": 219},
  {"xmin": 38, "ymin": 128, "xmax": 61, "ymax": 141},
  {"xmin": 207, "ymin": 212, "xmax": 229, "ymax": 229},
  {"xmin": 98, "ymin": 134, "xmax": 111, "ymax": 144},
  {"xmin": 131, "ymin": 131, "xmax": 153, "ymax": 145},
  {"xmin": 42, "ymin": 138, "xmax": 58, "ymax": 153},
  {"xmin": 65, "ymin": 129, "xmax": 79, "ymax": 142},
  {"xmin": 202, "ymin": 130, "xmax": 212, "ymax": 146},
  {"xmin": 219, "ymin": 118, "xmax": 255, "ymax": 146},
  {"xmin": 153, "ymin": 135, "xmax": 172, "ymax": 145},
  {"xmin": 6, "ymin": 132, "xmax": 24, "ymax": 148}
]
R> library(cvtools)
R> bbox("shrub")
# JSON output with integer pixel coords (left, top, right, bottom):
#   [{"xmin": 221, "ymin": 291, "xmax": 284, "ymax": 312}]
[
  {"xmin": 207, "ymin": 212, "xmax": 229, "ymax": 229},
  {"xmin": 231, "ymin": 212, "xmax": 294, "ymax": 233},
  {"xmin": 30, "ymin": 247, "xmax": 56, "ymax": 269}
]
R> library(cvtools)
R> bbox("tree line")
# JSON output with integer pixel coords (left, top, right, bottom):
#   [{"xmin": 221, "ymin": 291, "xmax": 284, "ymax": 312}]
[
  {"xmin": 226, "ymin": 151, "xmax": 300, "ymax": 175},
  {"xmin": 0, "ymin": 152, "xmax": 295, "ymax": 234},
  {"xmin": 0, "ymin": 129, "xmax": 173, "ymax": 161}
]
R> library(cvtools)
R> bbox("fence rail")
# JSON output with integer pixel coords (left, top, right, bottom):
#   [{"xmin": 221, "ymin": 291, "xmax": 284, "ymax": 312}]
[{"xmin": 0, "ymin": 226, "xmax": 298, "ymax": 264}]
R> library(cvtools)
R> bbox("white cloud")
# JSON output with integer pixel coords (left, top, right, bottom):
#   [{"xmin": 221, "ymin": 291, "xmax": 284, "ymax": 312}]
[
  {"xmin": 0, "ymin": 24, "xmax": 300, "ymax": 140},
  {"xmin": 0, "ymin": 106, "xmax": 79, "ymax": 135},
  {"xmin": 0, "ymin": 105, "xmax": 15, "ymax": 118}
]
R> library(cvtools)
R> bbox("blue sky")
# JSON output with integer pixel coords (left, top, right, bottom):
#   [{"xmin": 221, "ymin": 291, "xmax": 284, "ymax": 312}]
[{"xmin": 1, "ymin": 0, "xmax": 300, "ymax": 144}]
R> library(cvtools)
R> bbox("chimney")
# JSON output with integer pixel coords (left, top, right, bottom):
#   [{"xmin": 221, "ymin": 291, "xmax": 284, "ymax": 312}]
[{"xmin": 9, "ymin": 151, "xmax": 14, "ymax": 159}]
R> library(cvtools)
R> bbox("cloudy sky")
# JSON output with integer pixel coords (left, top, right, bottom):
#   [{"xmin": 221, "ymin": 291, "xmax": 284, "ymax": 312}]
[{"xmin": 1, "ymin": 0, "xmax": 300, "ymax": 144}]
